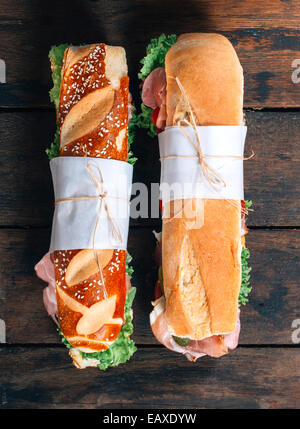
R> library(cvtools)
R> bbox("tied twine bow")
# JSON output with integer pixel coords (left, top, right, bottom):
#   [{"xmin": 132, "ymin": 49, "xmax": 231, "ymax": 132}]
[
  {"xmin": 160, "ymin": 77, "xmax": 254, "ymax": 223},
  {"xmin": 176, "ymin": 77, "xmax": 254, "ymax": 185},
  {"xmin": 55, "ymin": 160, "xmax": 127, "ymax": 300}
]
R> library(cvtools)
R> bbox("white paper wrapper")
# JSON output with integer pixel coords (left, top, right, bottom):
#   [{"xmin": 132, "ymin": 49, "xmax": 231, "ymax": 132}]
[
  {"xmin": 49, "ymin": 157, "xmax": 133, "ymax": 252},
  {"xmin": 158, "ymin": 126, "xmax": 247, "ymax": 204}
]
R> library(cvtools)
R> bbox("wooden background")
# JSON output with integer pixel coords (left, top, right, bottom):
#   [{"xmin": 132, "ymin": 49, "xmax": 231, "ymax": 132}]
[{"xmin": 0, "ymin": 0, "xmax": 299, "ymax": 409}]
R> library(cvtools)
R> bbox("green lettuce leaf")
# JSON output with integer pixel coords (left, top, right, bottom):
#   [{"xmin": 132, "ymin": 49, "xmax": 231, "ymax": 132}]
[
  {"xmin": 239, "ymin": 246, "xmax": 252, "ymax": 305},
  {"xmin": 45, "ymin": 127, "xmax": 60, "ymax": 160},
  {"xmin": 47, "ymin": 44, "xmax": 67, "ymax": 160},
  {"xmin": 128, "ymin": 105, "xmax": 138, "ymax": 165},
  {"xmin": 138, "ymin": 33, "xmax": 177, "ymax": 81},
  {"xmin": 136, "ymin": 103, "xmax": 157, "ymax": 138},
  {"xmin": 239, "ymin": 200, "xmax": 252, "ymax": 305},
  {"xmin": 80, "ymin": 286, "xmax": 137, "ymax": 370},
  {"xmin": 125, "ymin": 251, "xmax": 134, "ymax": 279},
  {"xmin": 244, "ymin": 199, "xmax": 252, "ymax": 215},
  {"xmin": 49, "ymin": 44, "xmax": 68, "ymax": 112},
  {"xmin": 137, "ymin": 34, "xmax": 177, "ymax": 137}
]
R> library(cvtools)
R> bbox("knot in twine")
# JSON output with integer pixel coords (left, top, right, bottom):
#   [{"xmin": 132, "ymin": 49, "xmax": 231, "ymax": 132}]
[{"xmin": 174, "ymin": 77, "xmax": 254, "ymax": 189}]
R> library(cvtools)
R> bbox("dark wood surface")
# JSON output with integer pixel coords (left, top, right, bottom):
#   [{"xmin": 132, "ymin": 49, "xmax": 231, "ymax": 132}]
[
  {"xmin": 1, "ymin": 347, "xmax": 299, "ymax": 409},
  {"xmin": 0, "ymin": 0, "xmax": 299, "ymax": 409},
  {"xmin": 1, "ymin": 0, "xmax": 300, "ymax": 108}
]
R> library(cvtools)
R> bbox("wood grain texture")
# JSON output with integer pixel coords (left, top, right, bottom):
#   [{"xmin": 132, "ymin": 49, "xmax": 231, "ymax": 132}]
[
  {"xmin": 0, "ymin": 346, "xmax": 299, "ymax": 409},
  {"xmin": 1, "ymin": 228, "xmax": 299, "ymax": 345},
  {"xmin": 0, "ymin": 0, "xmax": 300, "ymax": 107},
  {"xmin": 0, "ymin": 111, "xmax": 299, "ymax": 227}
]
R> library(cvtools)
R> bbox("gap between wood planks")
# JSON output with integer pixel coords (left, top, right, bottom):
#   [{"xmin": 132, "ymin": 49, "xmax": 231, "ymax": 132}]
[
  {"xmin": 1, "ymin": 107, "xmax": 300, "ymax": 113},
  {"xmin": 0, "ymin": 225, "xmax": 299, "ymax": 230},
  {"xmin": 0, "ymin": 344, "xmax": 299, "ymax": 349}
]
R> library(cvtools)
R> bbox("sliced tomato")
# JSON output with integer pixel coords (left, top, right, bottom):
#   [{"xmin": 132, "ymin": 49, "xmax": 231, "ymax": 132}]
[
  {"xmin": 151, "ymin": 107, "xmax": 163, "ymax": 133},
  {"xmin": 241, "ymin": 200, "xmax": 248, "ymax": 234},
  {"xmin": 159, "ymin": 199, "xmax": 163, "ymax": 215},
  {"xmin": 151, "ymin": 106, "xmax": 160, "ymax": 125},
  {"xmin": 241, "ymin": 200, "xmax": 246, "ymax": 215}
]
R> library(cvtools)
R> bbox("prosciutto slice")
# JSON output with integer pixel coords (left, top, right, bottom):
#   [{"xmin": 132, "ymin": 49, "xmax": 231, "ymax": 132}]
[
  {"xmin": 142, "ymin": 67, "xmax": 166, "ymax": 109},
  {"xmin": 35, "ymin": 253, "xmax": 57, "ymax": 323},
  {"xmin": 142, "ymin": 67, "xmax": 167, "ymax": 130},
  {"xmin": 150, "ymin": 296, "xmax": 240, "ymax": 361}
]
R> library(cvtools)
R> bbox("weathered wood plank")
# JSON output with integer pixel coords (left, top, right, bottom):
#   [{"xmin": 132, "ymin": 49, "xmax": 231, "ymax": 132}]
[
  {"xmin": 0, "ymin": 346, "xmax": 299, "ymax": 408},
  {"xmin": 0, "ymin": 111, "xmax": 299, "ymax": 227},
  {"xmin": 0, "ymin": 112, "xmax": 55, "ymax": 227},
  {"xmin": 0, "ymin": 0, "xmax": 300, "ymax": 107},
  {"xmin": 1, "ymin": 228, "xmax": 299, "ymax": 345}
]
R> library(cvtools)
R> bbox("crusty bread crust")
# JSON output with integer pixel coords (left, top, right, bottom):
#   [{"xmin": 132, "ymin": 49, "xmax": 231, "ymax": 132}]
[
  {"xmin": 60, "ymin": 85, "xmax": 115, "ymax": 148},
  {"xmin": 165, "ymin": 33, "xmax": 243, "ymax": 126},
  {"xmin": 60, "ymin": 45, "xmax": 128, "ymax": 153},
  {"xmin": 163, "ymin": 34, "xmax": 243, "ymax": 340},
  {"xmin": 163, "ymin": 199, "xmax": 241, "ymax": 340}
]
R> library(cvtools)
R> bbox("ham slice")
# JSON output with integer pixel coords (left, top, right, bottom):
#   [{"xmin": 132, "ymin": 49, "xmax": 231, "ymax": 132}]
[
  {"xmin": 150, "ymin": 297, "xmax": 240, "ymax": 361},
  {"xmin": 128, "ymin": 93, "xmax": 133, "ymax": 121},
  {"xmin": 142, "ymin": 67, "xmax": 166, "ymax": 109},
  {"xmin": 223, "ymin": 312, "xmax": 241, "ymax": 350},
  {"xmin": 125, "ymin": 273, "xmax": 132, "ymax": 293},
  {"xmin": 150, "ymin": 297, "xmax": 206, "ymax": 360},
  {"xmin": 142, "ymin": 67, "xmax": 167, "ymax": 130},
  {"xmin": 34, "ymin": 253, "xmax": 57, "ymax": 324}
]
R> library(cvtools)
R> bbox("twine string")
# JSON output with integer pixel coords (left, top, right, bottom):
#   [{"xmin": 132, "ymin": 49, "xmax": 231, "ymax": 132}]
[{"xmin": 175, "ymin": 78, "xmax": 226, "ymax": 189}]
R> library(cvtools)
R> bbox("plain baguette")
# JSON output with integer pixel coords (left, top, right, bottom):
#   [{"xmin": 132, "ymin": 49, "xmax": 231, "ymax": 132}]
[{"xmin": 162, "ymin": 33, "xmax": 243, "ymax": 340}]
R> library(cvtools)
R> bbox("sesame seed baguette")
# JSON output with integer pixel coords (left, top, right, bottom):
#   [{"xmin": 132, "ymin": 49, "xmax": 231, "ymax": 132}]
[{"xmin": 53, "ymin": 44, "xmax": 130, "ymax": 362}]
